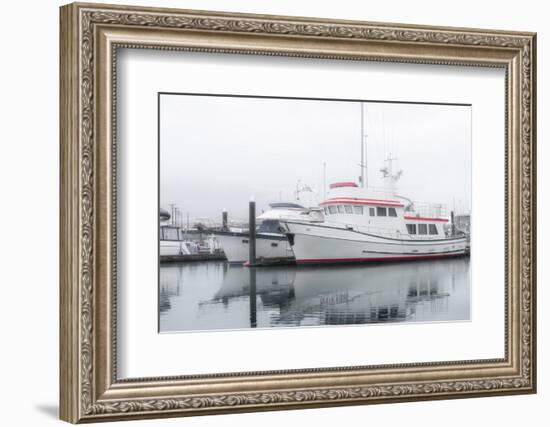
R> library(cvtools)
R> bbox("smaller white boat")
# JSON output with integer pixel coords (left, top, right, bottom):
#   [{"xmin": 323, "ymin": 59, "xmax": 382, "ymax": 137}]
[
  {"xmin": 213, "ymin": 202, "xmax": 323, "ymax": 264},
  {"xmin": 159, "ymin": 208, "xmax": 203, "ymax": 257},
  {"xmin": 160, "ymin": 224, "xmax": 193, "ymax": 256}
]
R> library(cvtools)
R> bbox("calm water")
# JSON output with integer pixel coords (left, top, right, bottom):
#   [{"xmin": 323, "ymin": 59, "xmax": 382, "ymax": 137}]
[{"xmin": 159, "ymin": 258, "xmax": 470, "ymax": 333}]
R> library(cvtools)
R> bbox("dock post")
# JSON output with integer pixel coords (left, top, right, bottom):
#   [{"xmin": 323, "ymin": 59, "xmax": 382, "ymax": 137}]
[
  {"xmin": 222, "ymin": 208, "xmax": 228, "ymax": 231},
  {"xmin": 249, "ymin": 198, "xmax": 256, "ymax": 266}
]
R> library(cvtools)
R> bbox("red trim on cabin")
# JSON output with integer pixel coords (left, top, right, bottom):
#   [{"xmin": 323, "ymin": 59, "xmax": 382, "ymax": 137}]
[
  {"xmin": 320, "ymin": 198, "xmax": 404, "ymax": 208},
  {"xmin": 327, "ymin": 196, "xmax": 402, "ymax": 203},
  {"xmin": 329, "ymin": 182, "xmax": 358, "ymax": 189},
  {"xmin": 296, "ymin": 253, "xmax": 461, "ymax": 264},
  {"xmin": 404, "ymin": 216, "xmax": 449, "ymax": 222}
]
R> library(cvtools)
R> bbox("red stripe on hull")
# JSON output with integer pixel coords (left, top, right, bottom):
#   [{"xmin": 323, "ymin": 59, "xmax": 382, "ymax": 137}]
[{"xmin": 296, "ymin": 252, "xmax": 463, "ymax": 264}]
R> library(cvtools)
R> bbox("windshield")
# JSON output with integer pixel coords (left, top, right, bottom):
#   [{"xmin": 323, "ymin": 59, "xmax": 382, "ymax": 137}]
[{"xmin": 257, "ymin": 220, "xmax": 285, "ymax": 234}]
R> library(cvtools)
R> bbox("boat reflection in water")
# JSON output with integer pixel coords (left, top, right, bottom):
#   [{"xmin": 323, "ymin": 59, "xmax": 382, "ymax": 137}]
[{"xmin": 159, "ymin": 258, "xmax": 470, "ymax": 333}]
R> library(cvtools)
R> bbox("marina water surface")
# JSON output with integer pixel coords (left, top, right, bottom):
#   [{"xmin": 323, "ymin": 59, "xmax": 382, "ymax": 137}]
[{"xmin": 159, "ymin": 258, "xmax": 470, "ymax": 333}]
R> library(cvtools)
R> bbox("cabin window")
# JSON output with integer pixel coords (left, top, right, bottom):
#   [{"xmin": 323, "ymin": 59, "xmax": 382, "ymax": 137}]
[
  {"xmin": 429, "ymin": 224, "xmax": 438, "ymax": 235},
  {"xmin": 418, "ymin": 224, "xmax": 428, "ymax": 235},
  {"xmin": 406, "ymin": 224, "xmax": 416, "ymax": 234},
  {"xmin": 344, "ymin": 205, "xmax": 353, "ymax": 214},
  {"xmin": 369, "ymin": 207, "xmax": 375, "ymax": 216},
  {"xmin": 388, "ymin": 207, "xmax": 397, "ymax": 217},
  {"xmin": 163, "ymin": 227, "xmax": 178, "ymax": 241},
  {"xmin": 328, "ymin": 205, "xmax": 337, "ymax": 214},
  {"xmin": 337, "ymin": 205, "xmax": 344, "ymax": 214},
  {"xmin": 376, "ymin": 207, "xmax": 387, "ymax": 216},
  {"xmin": 353, "ymin": 205, "xmax": 363, "ymax": 215}
]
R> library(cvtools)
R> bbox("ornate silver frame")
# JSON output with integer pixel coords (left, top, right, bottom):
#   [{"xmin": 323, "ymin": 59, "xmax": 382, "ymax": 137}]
[{"xmin": 60, "ymin": 2, "xmax": 536, "ymax": 423}]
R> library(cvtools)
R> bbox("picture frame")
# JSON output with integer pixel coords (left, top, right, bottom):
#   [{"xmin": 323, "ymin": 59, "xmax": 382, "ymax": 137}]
[{"xmin": 59, "ymin": 2, "xmax": 536, "ymax": 423}]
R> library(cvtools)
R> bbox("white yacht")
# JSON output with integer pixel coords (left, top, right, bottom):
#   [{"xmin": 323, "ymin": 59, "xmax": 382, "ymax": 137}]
[
  {"xmin": 282, "ymin": 163, "xmax": 468, "ymax": 264},
  {"xmin": 213, "ymin": 202, "xmax": 323, "ymax": 264},
  {"xmin": 281, "ymin": 101, "xmax": 468, "ymax": 265}
]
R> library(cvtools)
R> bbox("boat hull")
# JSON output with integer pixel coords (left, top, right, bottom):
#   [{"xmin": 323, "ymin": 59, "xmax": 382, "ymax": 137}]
[
  {"xmin": 214, "ymin": 231, "xmax": 294, "ymax": 264},
  {"xmin": 160, "ymin": 240, "xmax": 191, "ymax": 257},
  {"xmin": 284, "ymin": 221, "xmax": 467, "ymax": 264}
]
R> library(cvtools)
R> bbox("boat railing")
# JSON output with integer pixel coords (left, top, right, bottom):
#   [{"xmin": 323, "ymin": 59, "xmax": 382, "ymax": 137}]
[{"xmin": 405, "ymin": 202, "xmax": 448, "ymax": 218}]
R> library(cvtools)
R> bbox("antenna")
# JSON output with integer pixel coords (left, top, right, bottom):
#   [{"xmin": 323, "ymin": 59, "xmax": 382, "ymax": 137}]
[
  {"xmin": 380, "ymin": 152, "xmax": 403, "ymax": 194},
  {"xmin": 295, "ymin": 180, "xmax": 314, "ymax": 202}
]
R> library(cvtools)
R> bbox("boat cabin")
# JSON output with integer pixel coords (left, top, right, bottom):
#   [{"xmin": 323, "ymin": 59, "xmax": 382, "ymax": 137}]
[
  {"xmin": 320, "ymin": 182, "xmax": 448, "ymax": 239},
  {"xmin": 160, "ymin": 225, "xmax": 187, "ymax": 241}
]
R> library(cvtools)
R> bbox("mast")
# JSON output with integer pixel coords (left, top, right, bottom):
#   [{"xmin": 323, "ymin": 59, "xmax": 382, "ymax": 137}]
[
  {"xmin": 359, "ymin": 102, "xmax": 368, "ymax": 188},
  {"xmin": 360, "ymin": 103, "xmax": 364, "ymax": 187},
  {"xmin": 323, "ymin": 162, "xmax": 327, "ymax": 200}
]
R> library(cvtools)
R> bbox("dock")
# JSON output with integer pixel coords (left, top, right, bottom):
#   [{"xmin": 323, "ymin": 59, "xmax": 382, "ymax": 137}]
[{"xmin": 160, "ymin": 253, "xmax": 227, "ymax": 263}]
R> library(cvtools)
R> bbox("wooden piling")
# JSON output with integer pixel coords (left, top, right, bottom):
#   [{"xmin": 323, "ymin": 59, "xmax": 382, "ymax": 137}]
[
  {"xmin": 222, "ymin": 209, "xmax": 228, "ymax": 230},
  {"xmin": 249, "ymin": 267, "xmax": 257, "ymax": 328}
]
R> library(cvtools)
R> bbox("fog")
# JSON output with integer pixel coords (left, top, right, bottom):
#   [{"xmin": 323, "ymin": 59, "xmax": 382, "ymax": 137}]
[{"xmin": 160, "ymin": 94, "xmax": 471, "ymax": 223}]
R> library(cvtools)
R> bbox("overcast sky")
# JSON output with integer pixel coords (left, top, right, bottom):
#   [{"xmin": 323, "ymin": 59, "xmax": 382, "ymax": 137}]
[{"xmin": 160, "ymin": 94, "xmax": 471, "ymax": 222}]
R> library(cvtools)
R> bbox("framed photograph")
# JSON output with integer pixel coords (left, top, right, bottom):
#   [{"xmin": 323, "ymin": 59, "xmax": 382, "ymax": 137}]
[{"xmin": 60, "ymin": 2, "xmax": 537, "ymax": 423}]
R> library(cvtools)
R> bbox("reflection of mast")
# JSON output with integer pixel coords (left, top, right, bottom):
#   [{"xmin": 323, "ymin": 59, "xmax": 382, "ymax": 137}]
[{"xmin": 249, "ymin": 268, "xmax": 257, "ymax": 328}]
